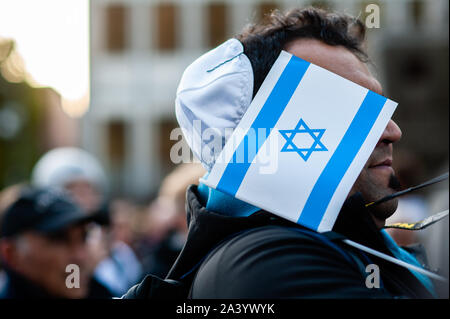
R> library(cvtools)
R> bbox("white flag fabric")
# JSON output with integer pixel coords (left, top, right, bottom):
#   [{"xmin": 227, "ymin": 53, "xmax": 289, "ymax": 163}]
[{"xmin": 201, "ymin": 50, "xmax": 398, "ymax": 232}]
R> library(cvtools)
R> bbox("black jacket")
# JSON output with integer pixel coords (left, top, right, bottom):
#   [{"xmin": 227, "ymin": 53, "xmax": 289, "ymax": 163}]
[
  {"xmin": 123, "ymin": 185, "xmax": 435, "ymax": 299},
  {"xmin": 0, "ymin": 268, "xmax": 56, "ymax": 299},
  {"xmin": 0, "ymin": 266, "xmax": 113, "ymax": 299}
]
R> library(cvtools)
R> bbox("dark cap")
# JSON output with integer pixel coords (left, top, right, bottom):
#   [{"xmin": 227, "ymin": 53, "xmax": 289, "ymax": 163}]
[{"xmin": 0, "ymin": 187, "xmax": 94, "ymax": 238}]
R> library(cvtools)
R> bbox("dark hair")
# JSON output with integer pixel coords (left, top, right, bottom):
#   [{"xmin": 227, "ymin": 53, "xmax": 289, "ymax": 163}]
[{"xmin": 237, "ymin": 7, "xmax": 368, "ymax": 97}]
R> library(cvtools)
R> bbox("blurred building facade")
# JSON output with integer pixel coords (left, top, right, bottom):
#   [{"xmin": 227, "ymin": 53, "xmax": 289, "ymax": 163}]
[{"xmin": 85, "ymin": 0, "xmax": 449, "ymax": 200}]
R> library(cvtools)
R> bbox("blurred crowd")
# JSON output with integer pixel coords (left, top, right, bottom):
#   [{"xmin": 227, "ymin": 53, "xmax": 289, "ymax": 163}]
[
  {"xmin": 0, "ymin": 147, "xmax": 205, "ymax": 298},
  {"xmin": 0, "ymin": 146, "xmax": 448, "ymax": 298}
]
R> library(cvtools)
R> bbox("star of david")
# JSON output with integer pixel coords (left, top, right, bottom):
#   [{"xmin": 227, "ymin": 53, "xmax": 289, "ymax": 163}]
[{"xmin": 279, "ymin": 118, "xmax": 328, "ymax": 161}]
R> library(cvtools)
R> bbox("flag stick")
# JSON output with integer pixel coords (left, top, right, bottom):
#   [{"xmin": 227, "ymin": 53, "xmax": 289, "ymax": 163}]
[
  {"xmin": 384, "ymin": 209, "xmax": 449, "ymax": 230},
  {"xmin": 343, "ymin": 239, "xmax": 447, "ymax": 282},
  {"xmin": 366, "ymin": 172, "xmax": 449, "ymax": 208}
]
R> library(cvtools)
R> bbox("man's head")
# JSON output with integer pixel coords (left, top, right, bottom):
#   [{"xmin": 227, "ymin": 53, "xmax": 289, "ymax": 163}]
[
  {"xmin": 31, "ymin": 147, "xmax": 107, "ymax": 215},
  {"xmin": 0, "ymin": 187, "xmax": 93, "ymax": 298},
  {"xmin": 238, "ymin": 7, "xmax": 402, "ymax": 227}
]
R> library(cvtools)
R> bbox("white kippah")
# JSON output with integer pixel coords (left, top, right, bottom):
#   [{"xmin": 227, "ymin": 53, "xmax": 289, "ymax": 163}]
[{"xmin": 175, "ymin": 38, "xmax": 254, "ymax": 171}]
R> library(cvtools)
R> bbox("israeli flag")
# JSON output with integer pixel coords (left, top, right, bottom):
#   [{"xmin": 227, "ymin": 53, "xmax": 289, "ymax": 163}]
[{"xmin": 201, "ymin": 51, "xmax": 397, "ymax": 232}]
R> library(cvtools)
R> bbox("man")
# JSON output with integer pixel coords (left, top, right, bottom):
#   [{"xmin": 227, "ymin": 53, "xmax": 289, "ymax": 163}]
[
  {"xmin": 31, "ymin": 147, "xmax": 107, "ymax": 218},
  {"xmin": 138, "ymin": 163, "xmax": 205, "ymax": 278},
  {"xmin": 124, "ymin": 7, "xmax": 436, "ymax": 298},
  {"xmin": 31, "ymin": 147, "xmax": 142, "ymax": 297},
  {"xmin": 0, "ymin": 187, "xmax": 97, "ymax": 298}
]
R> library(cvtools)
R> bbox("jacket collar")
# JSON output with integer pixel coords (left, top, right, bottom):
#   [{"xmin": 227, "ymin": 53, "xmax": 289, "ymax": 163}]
[
  {"xmin": 332, "ymin": 192, "xmax": 393, "ymax": 255},
  {"xmin": 166, "ymin": 185, "xmax": 278, "ymax": 280}
]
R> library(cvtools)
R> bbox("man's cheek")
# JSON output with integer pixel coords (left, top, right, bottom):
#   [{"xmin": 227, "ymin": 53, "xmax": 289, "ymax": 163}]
[{"xmin": 351, "ymin": 170, "xmax": 367, "ymax": 190}]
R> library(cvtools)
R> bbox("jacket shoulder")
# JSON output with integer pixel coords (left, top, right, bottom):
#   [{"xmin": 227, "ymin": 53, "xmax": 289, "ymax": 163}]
[{"xmin": 190, "ymin": 225, "xmax": 390, "ymax": 298}]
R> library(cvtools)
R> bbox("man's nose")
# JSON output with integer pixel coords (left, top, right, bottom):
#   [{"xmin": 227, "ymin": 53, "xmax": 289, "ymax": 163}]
[{"xmin": 378, "ymin": 119, "xmax": 402, "ymax": 145}]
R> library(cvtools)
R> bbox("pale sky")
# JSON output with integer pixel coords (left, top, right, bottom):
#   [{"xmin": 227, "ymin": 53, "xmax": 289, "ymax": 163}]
[{"xmin": 0, "ymin": 0, "xmax": 89, "ymax": 114}]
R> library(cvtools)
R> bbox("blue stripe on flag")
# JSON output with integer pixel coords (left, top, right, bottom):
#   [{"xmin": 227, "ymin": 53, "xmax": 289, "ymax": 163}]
[
  {"xmin": 297, "ymin": 90, "xmax": 387, "ymax": 230},
  {"xmin": 216, "ymin": 56, "xmax": 310, "ymax": 196}
]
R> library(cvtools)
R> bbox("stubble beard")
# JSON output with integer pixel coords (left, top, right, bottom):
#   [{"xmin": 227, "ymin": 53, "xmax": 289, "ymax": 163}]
[{"xmin": 369, "ymin": 173, "xmax": 402, "ymax": 221}]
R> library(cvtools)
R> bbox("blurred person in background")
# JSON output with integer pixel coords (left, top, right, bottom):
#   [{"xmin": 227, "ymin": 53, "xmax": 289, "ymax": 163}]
[
  {"xmin": 0, "ymin": 187, "xmax": 97, "ymax": 298},
  {"xmin": 136, "ymin": 163, "xmax": 205, "ymax": 279},
  {"xmin": 31, "ymin": 147, "xmax": 107, "ymax": 218},
  {"xmin": 423, "ymin": 163, "xmax": 449, "ymax": 298},
  {"xmin": 92, "ymin": 199, "xmax": 143, "ymax": 296},
  {"xmin": 30, "ymin": 147, "xmax": 141, "ymax": 297},
  {"xmin": 0, "ymin": 183, "xmax": 25, "ymax": 292}
]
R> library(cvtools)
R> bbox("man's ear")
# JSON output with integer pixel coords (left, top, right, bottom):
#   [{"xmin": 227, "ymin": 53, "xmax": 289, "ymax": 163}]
[{"xmin": 0, "ymin": 238, "xmax": 21, "ymax": 269}]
